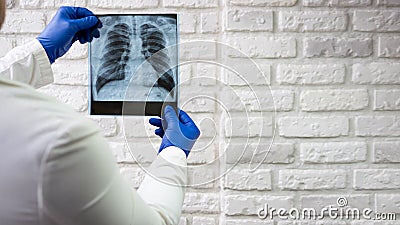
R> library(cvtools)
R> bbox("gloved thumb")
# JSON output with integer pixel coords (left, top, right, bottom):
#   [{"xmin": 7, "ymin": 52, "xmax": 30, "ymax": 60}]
[
  {"xmin": 163, "ymin": 105, "xmax": 178, "ymax": 127},
  {"xmin": 71, "ymin": 16, "xmax": 99, "ymax": 31}
]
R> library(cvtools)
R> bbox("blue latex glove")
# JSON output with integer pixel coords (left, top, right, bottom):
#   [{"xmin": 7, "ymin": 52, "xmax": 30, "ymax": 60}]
[
  {"xmin": 37, "ymin": 7, "xmax": 102, "ymax": 63},
  {"xmin": 149, "ymin": 106, "xmax": 200, "ymax": 157}
]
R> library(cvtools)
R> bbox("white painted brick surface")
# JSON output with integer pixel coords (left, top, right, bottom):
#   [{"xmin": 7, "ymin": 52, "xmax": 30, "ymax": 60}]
[
  {"xmin": 1, "ymin": 12, "xmax": 45, "ymax": 33},
  {"xmin": 224, "ymin": 195, "xmax": 294, "ymax": 215},
  {"xmin": 373, "ymin": 141, "xmax": 400, "ymax": 163},
  {"xmin": 226, "ymin": 9, "xmax": 273, "ymax": 32},
  {"xmin": 304, "ymin": 0, "xmax": 371, "ymax": 7},
  {"xmin": 374, "ymin": 89, "xmax": 400, "ymax": 111},
  {"xmin": 300, "ymin": 142, "xmax": 367, "ymax": 163},
  {"xmin": 300, "ymin": 89, "xmax": 369, "ymax": 111},
  {"xmin": 352, "ymin": 63, "xmax": 400, "ymax": 84},
  {"xmin": 225, "ymin": 167, "xmax": 272, "ymax": 190},
  {"xmin": 378, "ymin": 37, "xmax": 400, "ymax": 58},
  {"xmin": 279, "ymin": 169, "xmax": 347, "ymax": 190},
  {"xmin": 3, "ymin": 1, "xmax": 400, "ymax": 222},
  {"xmin": 226, "ymin": 36, "xmax": 296, "ymax": 58},
  {"xmin": 353, "ymin": 11, "xmax": 400, "ymax": 32},
  {"xmin": 277, "ymin": 64, "xmax": 345, "ymax": 85},
  {"xmin": 89, "ymin": 0, "xmax": 159, "ymax": 8},
  {"xmin": 354, "ymin": 169, "xmax": 400, "ymax": 190},
  {"xmin": 229, "ymin": 0, "xmax": 297, "ymax": 6},
  {"xmin": 279, "ymin": 11, "xmax": 347, "ymax": 32},
  {"xmin": 355, "ymin": 116, "xmax": 400, "ymax": 136},
  {"xmin": 304, "ymin": 37, "xmax": 372, "ymax": 57},
  {"xmin": 278, "ymin": 116, "xmax": 349, "ymax": 137}
]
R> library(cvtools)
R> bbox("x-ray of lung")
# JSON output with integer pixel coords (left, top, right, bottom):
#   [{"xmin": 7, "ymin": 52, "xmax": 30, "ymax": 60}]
[{"xmin": 90, "ymin": 15, "xmax": 178, "ymax": 102}]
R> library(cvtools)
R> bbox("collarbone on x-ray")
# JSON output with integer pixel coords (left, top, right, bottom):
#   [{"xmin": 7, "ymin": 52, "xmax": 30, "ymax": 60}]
[{"xmin": 91, "ymin": 15, "xmax": 178, "ymax": 102}]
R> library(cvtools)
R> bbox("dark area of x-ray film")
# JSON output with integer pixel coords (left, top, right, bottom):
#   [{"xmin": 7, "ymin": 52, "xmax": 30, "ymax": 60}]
[{"xmin": 90, "ymin": 15, "xmax": 177, "ymax": 102}]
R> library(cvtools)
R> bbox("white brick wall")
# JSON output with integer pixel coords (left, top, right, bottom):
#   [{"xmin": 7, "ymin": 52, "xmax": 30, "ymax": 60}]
[{"xmin": 3, "ymin": 0, "xmax": 400, "ymax": 224}]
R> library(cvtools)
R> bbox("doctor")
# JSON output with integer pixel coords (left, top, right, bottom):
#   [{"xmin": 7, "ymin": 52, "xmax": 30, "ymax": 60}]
[{"xmin": 0, "ymin": 3, "xmax": 200, "ymax": 225}]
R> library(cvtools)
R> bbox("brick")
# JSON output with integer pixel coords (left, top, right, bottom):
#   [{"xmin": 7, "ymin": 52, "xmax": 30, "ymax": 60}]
[
  {"xmin": 123, "ymin": 117, "xmax": 157, "ymax": 138},
  {"xmin": 183, "ymin": 193, "xmax": 220, "ymax": 213},
  {"xmin": 225, "ymin": 219, "xmax": 274, "ymax": 225},
  {"xmin": 226, "ymin": 9, "xmax": 273, "ymax": 31},
  {"xmin": 90, "ymin": 0, "xmax": 158, "ymax": 8},
  {"xmin": 52, "ymin": 60, "xmax": 88, "ymax": 85},
  {"xmin": 20, "ymin": 0, "xmax": 41, "ymax": 8},
  {"xmin": 163, "ymin": 0, "xmax": 217, "ymax": 8},
  {"xmin": 229, "ymin": 0, "xmax": 297, "ymax": 6},
  {"xmin": 226, "ymin": 143, "xmax": 295, "ymax": 164},
  {"xmin": 354, "ymin": 11, "xmax": 400, "ymax": 32},
  {"xmin": 223, "ymin": 61, "xmax": 270, "ymax": 85},
  {"xmin": 304, "ymin": 37, "xmax": 372, "ymax": 57},
  {"xmin": 226, "ymin": 36, "xmax": 296, "ymax": 58},
  {"xmin": 279, "ymin": 11, "xmax": 347, "ymax": 32},
  {"xmin": 119, "ymin": 166, "xmax": 145, "ymax": 188},
  {"xmin": 187, "ymin": 166, "xmax": 217, "ymax": 188},
  {"xmin": 44, "ymin": 0, "xmax": 87, "ymax": 7},
  {"xmin": 279, "ymin": 169, "xmax": 347, "ymax": 190},
  {"xmin": 352, "ymin": 63, "xmax": 400, "ymax": 84},
  {"xmin": 377, "ymin": 0, "xmax": 400, "ymax": 6},
  {"xmin": 301, "ymin": 142, "xmax": 367, "ymax": 163},
  {"xmin": 180, "ymin": 91, "xmax": 215, "ymax": 113},
  {"xmin": 354, "ymin": 169, "xmax": 400, "ymax": 190},
  {"xmin": 375, "ymin": 194, "xmax": 400, "ymax": 213},
  {"xmin": 222, "ymin": 88, "xmax": 294, "ymax": 112},
  {"xmin": 279, "ymin": 221, "xmax": 347, "ymax": 225},
  {"xmin": 278, "ymin": 116, "xmax": 349, "ymax": 137},
  {"xmin": 179, "ymin": 13, "xmax": 197, "ymax": 34},
  {"xmin": 90, "ymin": 117, "xmax": 118, "ymax": 137},
  {"xmin": 304, "ymin": 0, "xmax": 371, "ymax": 6},
  {"xmin": 194, "ymin": 63, "xmax": 218, "ymax": 86},
  {"xmin": 378, "ymin": 37, "xmax": 400, "ymax": 58},
  {"xmin": 179, "ymin": 217, "xmax": 187, "ymax": 225},
  {"xmin": 188, "ymin": 139, "xmax": 217, "ymax": 164},
  {"xmin": 190, "ymin": 113, "xmax": 216, "ymax": 138},
  {"xmin": 374, "ymin": 90, "xmax": 400, "ymax": 110},
  {"xmin": 225, "ymin": 115, "xmax": 273, "ymax": 137},
  {"xmin": 180, "ymin": 40, "xmax": 217, "ymax": 60},
  {"xmin": 225, "ymin": 167, "xmax": 272, "ymax": 190},
  {"xmin": 201, "ymin": 12, "xmax": 219, "ymax": 33},
  {"xmin": 277, "ymin": 64, "xmax": 345, "ymax": 85},
  {"xmin": 355, "ymin": 116, "xmax": 400, "ymax": 137},
  {"xmin": 0, "ymin": 37, "xmax": 14, "ymax": 57},
  {"xmin": 192, "ymin": 216, "xmax": 216, "ymax": 225},
  {"xmin": 224, "ymin": 195, "xmax": 294, "ymax": 215},
  {"xmin": 300, "ymin": 195, "xmax": 371, "ymax": 212},
  {"xmin": 373, "ymin": 141, "xmax": 400, "ymax": 163},
  {"xmin": 1, "ymin": 12, "xmax": 45, "ymax": 33},
  {"xmin": 38, "ymin": 84, "xmax": 88, "ymax": 112},
  {"xmin": 300, "ymin": 89, "xmax": 369, "ymax": 111},
  {"xmin": 108, "ymin": 142, "xmax": 135, "ymax": 163}
]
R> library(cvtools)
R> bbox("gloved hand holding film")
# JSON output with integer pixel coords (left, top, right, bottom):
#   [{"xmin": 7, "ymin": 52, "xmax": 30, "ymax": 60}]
[
  {"xmin": 37, "ymin": 6, "xmax": 102, "ymax": 63},
  {"xmin": 149, "ymin": 106, "xmax": 201, "ymax": 157}
]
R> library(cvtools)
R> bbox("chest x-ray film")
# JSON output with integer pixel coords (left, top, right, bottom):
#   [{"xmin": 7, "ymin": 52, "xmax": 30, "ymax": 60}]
[{"xmin": 89, "ymin": 14, "xmax": 178, "ymax": 116}]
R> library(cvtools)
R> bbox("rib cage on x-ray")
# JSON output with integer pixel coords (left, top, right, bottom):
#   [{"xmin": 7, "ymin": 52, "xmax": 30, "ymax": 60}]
[{"xmin": 91, "ymin": 15, "xmax": 177, "ymax": 102}]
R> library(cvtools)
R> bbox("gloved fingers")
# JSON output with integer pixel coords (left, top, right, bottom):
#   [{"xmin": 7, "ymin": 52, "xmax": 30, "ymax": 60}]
[
  {"xmin": 73, "ymin": 7, "xmax": 95, "ymax": 18},
  {"xmin": 91, "ymin": 28, "xmax": 100, "ymax": 38},
  {"xmin": 149, "ymin": 118, "xmax": 162, "ymax": 128},
  {"xmin": 178, "ymin": 109, "xmax": 196, "ymax": 126},
  {"xmin": 71, "ymin": 15, "xmax": 99, "ymax": 31},
  {"xmin": 155, "ymin": 128, "xmax": 164, "ymax": 137},
  {"xmin": 78, "ymin": 34, "xmax": 87, "ymax": 44},
  {"xmin": 163, "ymin": 105, "xmax": 179, "ymax": 127}
]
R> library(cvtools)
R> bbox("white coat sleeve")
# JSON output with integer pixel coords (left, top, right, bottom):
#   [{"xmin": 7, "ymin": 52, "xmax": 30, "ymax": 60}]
[
  {"xmin": 0, "ymin": 39, "xmax": 53, "ymax": 88},
  {"xmin": 39, "ymin": 118, "xmax": 187, "ymax": 225}
]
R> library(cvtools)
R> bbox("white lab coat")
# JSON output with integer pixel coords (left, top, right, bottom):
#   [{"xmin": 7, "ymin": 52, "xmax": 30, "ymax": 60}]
[{"xmin": 0, "ymin": 39, "xmax": 187, "ymax": 225}]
